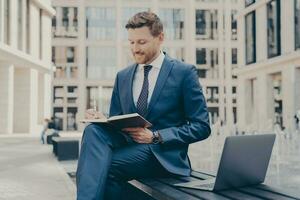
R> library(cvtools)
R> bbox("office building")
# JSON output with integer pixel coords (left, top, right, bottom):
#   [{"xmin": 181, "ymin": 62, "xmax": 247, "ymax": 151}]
[
  {"xmin": 236, "ymin": 0, "xmax": 300, "ymax": 133},
  {"xmin": 51, "ymin": 0, "xmax": 239, "ymax": 131},
  {"xmin": 0, "ymin": 0, "xmax": 55, "ymax": 134}
]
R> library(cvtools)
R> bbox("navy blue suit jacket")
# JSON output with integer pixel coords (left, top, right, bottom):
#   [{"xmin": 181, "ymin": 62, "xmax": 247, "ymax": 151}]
[{"xmin": 109, "ymin": 54, "xmax": 211, "ymax": 176}]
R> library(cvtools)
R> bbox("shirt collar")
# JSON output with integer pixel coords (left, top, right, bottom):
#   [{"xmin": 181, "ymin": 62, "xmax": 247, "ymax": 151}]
[{"xmin": 138, "ymin": 51, "xmax": 165, "ymax": 71}]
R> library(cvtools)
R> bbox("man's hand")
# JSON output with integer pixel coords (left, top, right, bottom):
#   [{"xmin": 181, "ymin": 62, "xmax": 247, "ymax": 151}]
[
  {"xmin": 122, "ymin": 127, "xmax": 153, "ymax": 144},
  {"xmin": 85, "ymin": 109, "xmax": 106, "ymax": 120}
]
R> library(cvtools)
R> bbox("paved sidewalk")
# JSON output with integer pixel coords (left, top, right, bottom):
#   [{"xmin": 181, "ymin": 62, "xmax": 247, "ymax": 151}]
[{"xmin": 0, "ymin": 136, "xmax": 76, "ymax": 200}]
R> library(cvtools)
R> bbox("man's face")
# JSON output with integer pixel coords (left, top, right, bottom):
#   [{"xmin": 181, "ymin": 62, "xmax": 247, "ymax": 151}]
[{"xmin": 128, "ymin": 26, "xmax": 164, "ymax": 64}]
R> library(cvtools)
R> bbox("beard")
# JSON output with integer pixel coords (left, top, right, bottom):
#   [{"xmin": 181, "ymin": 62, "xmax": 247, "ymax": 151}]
[{"xmin": 133, "ymin": 50, "xmax": 158, "ymax": 64}]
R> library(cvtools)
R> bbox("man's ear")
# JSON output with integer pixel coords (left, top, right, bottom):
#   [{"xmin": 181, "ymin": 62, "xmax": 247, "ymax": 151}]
[{"xmin": 158, "ymin": 32, "xmax": 164, "ymax": 42}]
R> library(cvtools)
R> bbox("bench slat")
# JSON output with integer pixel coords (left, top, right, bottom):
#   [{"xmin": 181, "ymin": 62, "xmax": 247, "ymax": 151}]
[
  {"xmin": 255, "ymin": 184, "xmax": 300, "ymax": 200},
  {"xmin": 130, "ymin": 179, "xmax": 200, "ymax": 200},
  {"xmin": 238, "ymin": 187, "xmax": 297, "ymax": 200},
  {"xmin": 157, "ymin": 178, "xmax": 231, "ymax": 200},
  {"xmin": 216, "ymin": 190, "xmax": 264, "ymax": 200}
]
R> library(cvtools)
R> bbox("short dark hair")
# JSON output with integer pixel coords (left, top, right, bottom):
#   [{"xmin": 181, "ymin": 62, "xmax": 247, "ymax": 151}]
[{"xmin": 125, "ymin": 11, "xmax": 163, "ymax": 37}]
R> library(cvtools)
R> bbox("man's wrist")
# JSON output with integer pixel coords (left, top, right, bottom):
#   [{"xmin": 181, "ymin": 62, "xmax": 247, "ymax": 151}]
[{"xmin": 152, "ymin": 131, "xmax": 162, "ymax": 144}]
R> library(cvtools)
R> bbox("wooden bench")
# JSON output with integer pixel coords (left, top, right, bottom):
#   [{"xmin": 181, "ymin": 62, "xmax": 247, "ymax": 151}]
[
  {"xmin": 124, "ymin": 171, "xmax": 300, "ymax": 200},
  {"xmin": 52, "ymin": 137, "xmax": 79, "ymax": 161}
]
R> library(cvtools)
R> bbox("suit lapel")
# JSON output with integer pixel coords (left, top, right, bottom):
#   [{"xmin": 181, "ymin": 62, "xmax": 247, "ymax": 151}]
[
  {"xmin": 146, "ymin": 56, "xmax": 174, "ymax": 117},
  {"xmin": 125, "ymin": 64, "xmax": 138, "ymax": 113}
]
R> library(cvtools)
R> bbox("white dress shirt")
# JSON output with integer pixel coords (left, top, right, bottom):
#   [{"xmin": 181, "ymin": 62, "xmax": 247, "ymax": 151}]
[{"xmin": 132, "ymin": 51, "xmax": 165, "ymax": 106}]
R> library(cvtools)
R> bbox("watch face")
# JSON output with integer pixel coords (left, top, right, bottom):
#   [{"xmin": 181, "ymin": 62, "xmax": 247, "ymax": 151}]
[{"xmin": 152, "ymin": 137, "xmax": 160, "ymax": 144}]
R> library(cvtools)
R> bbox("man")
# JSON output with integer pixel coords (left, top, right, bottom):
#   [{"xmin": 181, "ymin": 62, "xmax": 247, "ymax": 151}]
[{"xmin": 76, "ymin": 12, "xmax": 211, "ymax": 200}]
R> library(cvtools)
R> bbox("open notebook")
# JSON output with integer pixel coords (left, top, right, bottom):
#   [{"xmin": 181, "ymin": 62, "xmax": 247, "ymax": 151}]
[{"xmin": 80, "ymin": 113, "xmax": 152, "ymax": 130}]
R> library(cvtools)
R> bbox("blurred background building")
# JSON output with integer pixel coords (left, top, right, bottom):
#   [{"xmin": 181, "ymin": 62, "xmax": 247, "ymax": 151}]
[
  {"xmin": 236, "ymin": 0, "xmax": 300, "ymax": 133},
  {"xmin": 51, "ymin": 0, "xmax": 239, "ymax": 131},
  {"xmin": 0, "ymin": 0, "xmax": 54, "ymax": 134}
]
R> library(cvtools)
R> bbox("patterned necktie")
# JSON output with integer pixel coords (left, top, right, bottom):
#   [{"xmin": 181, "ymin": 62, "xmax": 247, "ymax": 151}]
[{"xmin": 136, "ymin": 65, "xmax": 152, "ymax": 117}]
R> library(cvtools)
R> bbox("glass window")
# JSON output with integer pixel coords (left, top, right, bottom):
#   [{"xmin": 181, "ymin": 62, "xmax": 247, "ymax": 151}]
[
  {"xmin": 122, "ymin": 7, "xmax": 149, "ymax": 39},
  {"xmin": 54, "ymin": 66, "xmax": 78, "ymax": 79},
  {"xmin": 295, "ymin": 0, "xmax": 300, "ymax": 49},
  {"xmin": 86, "ymin": 47, "xmax": 117, "ymax": 80},
  {"xmin": 196, "ymin": 10, "xmax": 218, "ymax": 40},
  {"xmin": 231, "ymin": 10, "xmax": 238, "ymax": 40},
  {"xmin": 86, "ymin": 7, "xmax": 116, "ymax": 40},
  {"xmin": 52, "ymin": 46, "xmax": 77, "ymax": 64},
  {"xmin": 53, "ymin": 7, "xmax": 78, "ymax": 38},
  {"xmin": 66, "ymin": 47, "xmax": 75, "ymax": 63},
  {"xmin": 62, "ymin": 7, "xmax": 69, "ymax": 29},
  {"xmin": 245, "ymin": 0, "xmax": 255, "ymax": 7},
  {"xmin": 196, "ymin": 48, "xmax": 219, "ymax": 79},
  {"xmin": 207, "ymin": 107, "xmax": 219, "ymax": 124},
  {"xmin": 159, "ymin": 8, "xmax": 184, "ymax": 40},
  {"xmin": 206, "ymin": 87, "xmax": 219, "ymax": 103},
  {"xmin": 67, "ymin": 107, "xmax": 77, "ymax": 131},
  {"xmin": 232, "ymin": 48, "xmax": 237, "ymax": 64},
  {"xmin": 245, "ymin": 11, "xmax": 256, "ymax": 64},
  {"xmin": 53, "ymin": 107, "xmax": 63, "ymax": 130},
  {"xmin": 267, "ymin": 0, "xmax": 281, "ymax": 58}
]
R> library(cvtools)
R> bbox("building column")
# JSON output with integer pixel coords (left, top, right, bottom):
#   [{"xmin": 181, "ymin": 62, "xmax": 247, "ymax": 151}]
[
  {"xmin": 218, "ymin": 1, "xmax": 225, "ymax": 124},
  {"xmin": 281, "ymin": 0, "xmax": 294, "ymax": 55},
  {"xmin": 255, "ymin": 3, "xmax": 267, "ymax": 62},
  {"xmin": 256, "ymin": 74, "xmax": 273, "ymax": 132},
  {"xmin": 9, "ymin": 0, "xmax": 18, "ymax": 48},
  {"xmin": 0, "ymin": 63, "xmax": 14, "ymax": 134},
  {"xmin": 77, "ymin": 0, "xmax": 86, "ymax": 131},
  {"xmin": 0, "ymin": 0, "xmax": 4, "ymax": 42},
  {"xmin": 185, "ymin": 0, "xmax": 195, "ymax": 64},
  {"xmin": 42, "ymin": 11, "xmax": 52, "ymax": 62},
  {"xmin": 13, "ymin": 68, "xmax": 39, "ymax": 134},
  {"xmin": 282, "ymin": 67, "xmax": 296, "ymax": 133},
  {"xmin": 29, "ymin": 1, "xmax": 40, "ymax": 58},
  {"xmin": 44, "ymin": 73, "xmax": 52, "ymax": 120},
  {"xmin": 56, "ymin": 6, "xmax": 62, "ymax": 34},
  {"xmin": 236, "ymin": 77, "xmax": 246, "ymax": 132},
  {"xmin": 224, "ymin": 0, "xmax": 233, "ymax": 128}
]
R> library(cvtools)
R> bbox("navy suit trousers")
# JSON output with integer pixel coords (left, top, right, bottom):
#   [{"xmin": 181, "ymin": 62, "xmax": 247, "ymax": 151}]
[{"xmin": 76, "ymin": 124, "xmax": 170, "ymax": 200}]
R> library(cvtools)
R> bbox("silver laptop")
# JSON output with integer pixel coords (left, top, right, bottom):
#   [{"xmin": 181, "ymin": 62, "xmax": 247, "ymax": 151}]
[{"xmin": 175, "ymin": 134, "xmax": 276, "ymax": 191}]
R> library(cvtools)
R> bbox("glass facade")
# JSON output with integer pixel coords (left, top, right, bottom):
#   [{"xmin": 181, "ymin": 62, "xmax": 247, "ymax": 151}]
[
  {"xmin": 245, "ymin": 11, "xmax": 256, "ymax": 64},
  {"xmin": 159, "ymin": 8, "xmax": 184, "ymax": 40},
  {"xmin": 86, "ymin": 47, "xmax": 117, "ymax": 80},
  {"xmin": 122, "ymin": 7, "xmax": 149, "ymax": 39},
  {"xmin": 196, "ymin": 10, "xmax": 218, "ymax": 40},
  {"xmin": 296, "ymin": 0, "xmax": 300, "ymax": 49},
  {"xmin": 267, "ymin": 0, "xmax": 281, "ymax": 58},
  {"xmin": 86, "ymin": 7, "xmax": 116, "ymax": 40}
]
